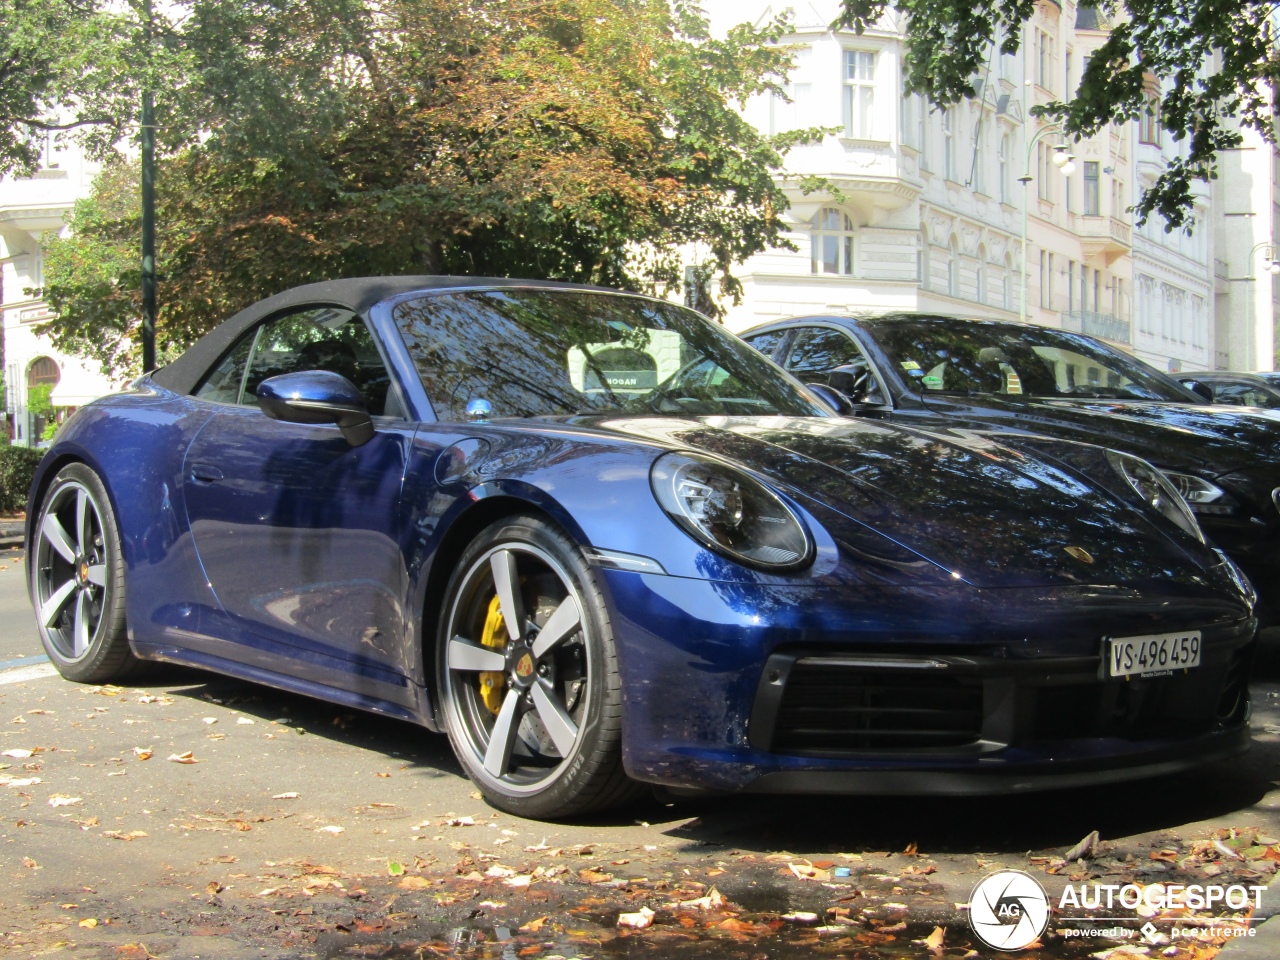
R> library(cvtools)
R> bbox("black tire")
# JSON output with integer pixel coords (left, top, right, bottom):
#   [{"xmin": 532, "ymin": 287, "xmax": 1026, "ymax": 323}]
[
  {"xmin": 436, "ymin": 516, "xmax": 641, "ymax": 819},
  {"xmin": 30, "ymin": 463, "xmax": 142, "ymax": 683}
]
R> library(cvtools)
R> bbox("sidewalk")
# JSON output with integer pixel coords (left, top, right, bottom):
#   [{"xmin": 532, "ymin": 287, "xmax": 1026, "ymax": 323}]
[{"xmin": 1218, "ymin": 914, "xmax": 1280, "ymax": 959}]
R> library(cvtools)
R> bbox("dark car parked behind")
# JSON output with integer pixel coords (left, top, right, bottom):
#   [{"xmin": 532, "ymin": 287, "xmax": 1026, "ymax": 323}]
[
  {"xmin": 742, "ymin": 313, "xmax": 1280, "ymax": 621},
  {"xmin": 1177, "ymin": 371, "xmax": 1280, "ymax": 410}
]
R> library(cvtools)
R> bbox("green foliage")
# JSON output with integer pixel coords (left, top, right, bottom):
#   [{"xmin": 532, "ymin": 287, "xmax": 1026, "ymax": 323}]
[
  {"xmin": 39, "ymin": 0, "xmax": 818, "ymax": 379},
  {"xmin": 0, "ymin": 445, "xmax": 44, "ymax": 513},
  {"xmin": 27, "ymin": 383, "xmax": 55, "ymax": 418},
  {"xmin": 836, "ymin": 0, "xmax": 1273, "ymax": 229}
]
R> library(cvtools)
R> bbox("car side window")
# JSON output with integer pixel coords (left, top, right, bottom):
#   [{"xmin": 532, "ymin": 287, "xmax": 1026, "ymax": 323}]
[
  {"xmin": 742, "ymin": 329, "xmax": 787, "ymax": 360},
  {"xmin": 195, "ymin": 308, "xmax": 402, "ymax": 417},
  {"xmin": 785, "ymin": 327, "xmax": 884, "ymax": 402},
  {"xmin": 1215, "ymin": 382, "xmax": 1276, "ymax": 408}
]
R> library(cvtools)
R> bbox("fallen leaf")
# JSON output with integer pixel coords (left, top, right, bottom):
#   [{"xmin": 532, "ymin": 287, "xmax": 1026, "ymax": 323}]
[
  {"xmin": 388, "ymin": 861, "xmax": 405, "ymax": 876},
  {"xmin": 1, "ymin": 777, "xmax": 41, "ymax": 788},
  {"xmin": 1065, "ymin": 830, "xmax": 1100, "ymax": 861},
  {"xmin": 915, "ymin": 925, "xmax": 946, "ymax": 955},
  {"xmin": 396, "ymin": 876, "xmax": 432, "ymax": 890},
  {"xmin": 114, "ymin": 945, "xmax": 156, "ymax": 960},
  {"xmin": 788, "ymin": 862, "xmax": 832, "ymax": 882},
  {"xmin": 579, "ymin": 868, "xmax": 613, "ymax": 883},
  {"xmin": 79, "ymin": 917, "xmax": 98, "ymax": 928},
  {"xmin": 167, "ymin": 752, "xmax": 198, "ymax": 764},
  {"xmin": 903, "ymin": 841, "xmax": 919, "ymax": 856},
  {"xmin": 316, "ymin": 825, "xmax": 344, "ymax": 835},
  {"xmin": 272, "ymin": 791, "xmax": 299, "ymax": 800},
  {"xmin": 206, "ymin": 881, "xmax": 223, "ymax": 896},
  {"xmin": 486, "ymin": 865, "xmax": 516, "ymax": 879},
  {"xmin": 618, "ymin": 906, "xmax": 655, "ymax": 929},
  {"xmin": 783, "ymin": 911, "xmax": 819, "ymax": 923},
  {"xmin": 520, "ymin": 916, "xmax": 549, "ymax": 933},
  {"xmin": 132, "ymin": 747, "xmax": 153, "ymax": 761},
  {"xmin": 48, "ymin": 795, "xmax": 82, "ymax": 807},
  {"xmin": 445, "ymin": 816, "xmax": 475, "ymax": 827},
  {"xmin": 236, "ymin": 717, "xmax": 255, "ymax": 725},
  {"xmin": 22, "ymin": 857, "xmax": 38, "ymax": 869},
  {"xmin": 202, "ymin": 717, "xmax": 218, "ymax": 725},
  {"xmin": 102, "ymin": 830, "xmax": 148, "ymax": 841},
  {"xmin": 503, "ymin": 875, "xmax": 532, "ymax": 888},
  {"xmin": 1, "ymin": 749, "xmax": 33, "ymax": 759}
]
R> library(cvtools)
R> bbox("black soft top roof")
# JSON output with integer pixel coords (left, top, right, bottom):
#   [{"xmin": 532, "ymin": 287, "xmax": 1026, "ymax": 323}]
[{"xmin": 150, "ymin": 275, "xmax": 605, "ymax": 396}]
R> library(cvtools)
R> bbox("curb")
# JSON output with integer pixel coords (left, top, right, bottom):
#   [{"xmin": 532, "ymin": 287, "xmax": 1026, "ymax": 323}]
[{"xmin": 1217, "ymin": 915, "xmax": 1280, "ymax": 958}]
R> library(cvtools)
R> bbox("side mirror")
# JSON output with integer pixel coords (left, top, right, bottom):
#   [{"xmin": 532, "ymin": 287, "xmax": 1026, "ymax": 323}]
[
  {"xmin": 828, "ymin": 364, "xmax": 872, "ymax": 403},
  {"xmin": 805, "ymin": 382, "xmax": 854, "ymax": 415},
  {"xmin": 256, "ymin": 371, "xmax": 375, "ymax": 446},
  {"xmin": 1180, "ymin": 379, "xmax": 1214, "ymax": 403}
]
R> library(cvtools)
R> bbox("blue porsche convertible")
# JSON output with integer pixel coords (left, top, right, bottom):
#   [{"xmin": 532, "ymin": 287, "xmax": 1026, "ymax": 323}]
[{"xmin": 27, "ymin": 278, "xmax": 1256, "ymax": 817}]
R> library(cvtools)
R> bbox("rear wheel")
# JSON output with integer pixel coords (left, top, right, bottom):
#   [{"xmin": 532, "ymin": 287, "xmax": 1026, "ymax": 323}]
[
  {"xmin": 31, "ymin": 463, "xmax": 139, "ymax": 682},
  {"xmin": 437, "ymin": 516, "xmax": 639, "ymax": 818}
]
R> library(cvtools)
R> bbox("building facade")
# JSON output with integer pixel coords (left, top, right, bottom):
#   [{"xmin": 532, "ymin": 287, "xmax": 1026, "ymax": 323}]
[
  {"xmin": 701, "ymin": 0, "xmax": 1272, "ymax": 374},
  {"xmin": 0, "ymin": 134, "xmax": 115, "ymax": 446}
]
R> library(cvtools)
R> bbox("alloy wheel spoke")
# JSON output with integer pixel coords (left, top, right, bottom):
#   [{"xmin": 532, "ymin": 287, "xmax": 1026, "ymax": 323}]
[
  {"xmin": 482, "ymin": 688, "xmax": 523, "ymax": 778},
  {"xmin": 40, "ymin": 579, "xmax": 77, "ymax": 627},
  {"xmin": 530, "ymin": 680, "xmax": 579, "ymax": 757},
  {"xmin": 76, "ymin": 489, "xmax": 93, "ymax": 556},
  {"xmin": 530, "ymin": 595, "xmax": 581, "ymax": 659},
  {"xmin": 489, "ymin": 550, "xmax": 525, "ymax": 643},
  {"xmin": 72, "ymin": 591, "xmax": 91, "ymax": 657},
  {"xmin": 42, "ymin": 513, "xmax": 77, "ymax": 564},
  {"xmin": 447, "ymin": 636, "xmax": 506, "ymax": 672},
  {"xmin": 85, "ymin": 564, "xmax": 107, "ymax": 587}
]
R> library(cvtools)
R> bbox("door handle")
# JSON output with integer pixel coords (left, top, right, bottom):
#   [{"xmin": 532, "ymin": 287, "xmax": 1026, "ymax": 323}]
[{"xmin": 189, "ymin": 462, "xmax": 224, "ymax": 483}]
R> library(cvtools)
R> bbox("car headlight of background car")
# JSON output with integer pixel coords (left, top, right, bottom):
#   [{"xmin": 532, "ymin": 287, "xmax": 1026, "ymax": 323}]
[
  {"xmin": 1160, "ymin": 470, "xmax": 1239, "ymax": 517},
  {"xmin": 650, "ymin": 452, "xmax": 813, "ymax": 570},
  {"xmin": 1106, "ymin": 451, "xmax": 1206, "ymax": 543}
]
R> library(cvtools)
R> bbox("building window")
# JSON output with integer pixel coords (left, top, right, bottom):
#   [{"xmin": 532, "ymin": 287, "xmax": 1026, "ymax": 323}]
[
  {"xmin": 1004, "ymin": 255, "xmax": 1014, "ymax": 311},
  {"xmin": 811, "ymin": 208, "xmax": 855, "ymax": 275},
  {"xmin": 1083, "ymin": 161, "xmax": 1100, "ymax": 215},
  {"xmin": 1068, "ymin": 260, "xmax": 1076, "ymax": 314},
  {"xmin": 948, "ymin": 237, "xmax": 960, "ymax": 297},
  {"xmin": 1037, "ymin": 30, "xmax": 1052, "ymax": 89},
  {"xmin": 1065, "ymin": 49, "xmax": 1072, "ymax": 98},
  {"xmin": 973, "ymin": 124, "xmax": 986, "ymax": 193},
  {"xmin": 976, "ymin": 248, "xmax": 988, "ymax": 304},
  {"xmin": 1140, "ymin": 91, "xmax": 1160, "ymax": 145},
  {"xmin": 998, "ymin": 133, "xmax": 1009, "ymax": 203},
  {"xmin": 1039, "ymin": 249, "xmax": 1047, "ymax": 308},
  {"xmin": 942, "ymin": 109, "xmax": 955, "ymax": 180},
  {"xmin": 843, "ymin": 50, "xmax": 876, "ymax": 139}
]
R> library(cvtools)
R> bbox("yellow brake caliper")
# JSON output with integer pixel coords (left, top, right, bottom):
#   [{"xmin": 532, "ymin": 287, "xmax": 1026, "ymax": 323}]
[{"xmin": 478, "ymin": 594, "xmax": 507, "ymax": 715}]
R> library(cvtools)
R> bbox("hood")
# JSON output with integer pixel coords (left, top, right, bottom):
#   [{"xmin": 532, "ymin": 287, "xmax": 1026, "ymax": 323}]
[
  {"xmin": 565, "ymin": 414, "xmax": 1217, "ymax": 591},
  {"xmin": 919, "ymin": 393, "xmax": 1280, "ymax": 476}
]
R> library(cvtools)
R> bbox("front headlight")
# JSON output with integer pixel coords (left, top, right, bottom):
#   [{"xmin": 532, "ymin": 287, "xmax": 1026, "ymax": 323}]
[
  {"xmin": 650, "ymin": 452, "xmax": 813, "ymax": 570},
  {"xmin": 1106, "ymin": 451, "xmax": 1205, "ymax": 543},
  {"xmin": 1160, "ymin": 471, "xmax": 1238, "ymax": 516}
]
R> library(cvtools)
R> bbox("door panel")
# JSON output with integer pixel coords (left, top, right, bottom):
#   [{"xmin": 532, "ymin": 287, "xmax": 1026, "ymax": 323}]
[{"xmin": 183, "ymin": 408, "xmax": 414, "ymax": 677}]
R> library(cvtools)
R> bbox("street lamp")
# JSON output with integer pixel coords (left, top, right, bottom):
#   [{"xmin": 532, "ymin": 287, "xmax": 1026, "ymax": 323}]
[
  {"xmin": 1018, "ymin": 122, "xmax": 1075, "ymax": 323},
  {"xmin": 1253, "ymin": 242, "xmax": 1280, "ymax": 276}
]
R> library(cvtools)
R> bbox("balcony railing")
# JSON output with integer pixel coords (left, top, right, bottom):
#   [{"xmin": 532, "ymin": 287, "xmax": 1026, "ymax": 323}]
[
  {"xmin": 1063, "ymin": 311, "xmax": 1131, "ymax": 344},
  {"xmin": 1076, "ymin": 215, "xmax": 1132, "ymax": 247}
]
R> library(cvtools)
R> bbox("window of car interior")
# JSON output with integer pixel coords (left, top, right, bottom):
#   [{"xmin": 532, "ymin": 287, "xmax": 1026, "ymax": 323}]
[
  {"xmin": 742, "ymin": 329, "xmax": 788, "ymax": 360},
  {"xmin": 784, "ymin": 326, "xmax": 885, "ymax": 402},
  {"xmin": 193, "ymin": 307, "xmax": 405, "ymax": 417}
]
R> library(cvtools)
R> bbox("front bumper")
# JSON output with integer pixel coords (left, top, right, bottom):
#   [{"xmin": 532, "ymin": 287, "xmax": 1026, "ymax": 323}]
[{"xmin": 603, "ymin": 570, "xmax": 1255, "ymax": 794}]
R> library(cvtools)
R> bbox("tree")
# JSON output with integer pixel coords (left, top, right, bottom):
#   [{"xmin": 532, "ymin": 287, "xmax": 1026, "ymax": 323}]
[
  {"xmin": 39, "ymin": 0, "xmax": 821, "ymax": 378},
  {"xmin": 836, "ymin": 0, "xmax": 1277, "ymax": 229}
]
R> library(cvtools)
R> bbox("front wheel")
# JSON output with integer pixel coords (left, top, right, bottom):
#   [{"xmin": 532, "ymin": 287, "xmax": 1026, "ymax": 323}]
[
  {"xmin": 436, "ymin": 516, "xmax": 638, "ymax": 818},
  {"xmin": 31, "ymin": 463, "xmax": 140, "ymax": 682}
]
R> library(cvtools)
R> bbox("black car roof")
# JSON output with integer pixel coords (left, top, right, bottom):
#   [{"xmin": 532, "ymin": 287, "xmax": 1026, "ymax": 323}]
[{"xmin": 151, "ymin": 276, "xmax": 609, "ymax": 396}]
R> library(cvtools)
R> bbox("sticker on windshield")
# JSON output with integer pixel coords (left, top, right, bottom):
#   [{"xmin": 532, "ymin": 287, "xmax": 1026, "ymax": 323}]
[
  {"xmin": 921, "ymin": 375, "xmax": 943, "ymax": 388},
  {"xmin": 1005, "ymin": 372, "xmax": 1023, "ymax": 395},
  {"xmin": 900, "ymin": 360, "xmax": 922, "ymax": 372}
]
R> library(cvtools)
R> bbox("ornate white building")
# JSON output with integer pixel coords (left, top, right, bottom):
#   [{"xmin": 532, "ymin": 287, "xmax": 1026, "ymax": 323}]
[
  {"xmin": 700, "ymin": 0, "xmax": 1274, "ymax": 374},
  {"xmin": 1, "ymin": 134, "xmax": 116, "ymax": 446}
]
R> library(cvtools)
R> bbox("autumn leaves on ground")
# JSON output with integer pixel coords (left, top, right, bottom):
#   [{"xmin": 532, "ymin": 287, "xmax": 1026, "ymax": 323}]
[{"xmin": 2, "ymin": 638, "xmax": 1280, "ymax": 957}]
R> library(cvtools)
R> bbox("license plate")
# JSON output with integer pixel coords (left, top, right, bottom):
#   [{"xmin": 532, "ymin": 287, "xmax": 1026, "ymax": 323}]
[{"xmin": 1106, "ymin": 631, "xmax": 1202, "ymax": 678}]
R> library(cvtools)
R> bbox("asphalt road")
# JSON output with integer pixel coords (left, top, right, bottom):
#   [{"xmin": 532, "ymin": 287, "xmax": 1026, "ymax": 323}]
[{"xmin": 3, "ymin": 551, "xmax": 1280, "ymax": 957}]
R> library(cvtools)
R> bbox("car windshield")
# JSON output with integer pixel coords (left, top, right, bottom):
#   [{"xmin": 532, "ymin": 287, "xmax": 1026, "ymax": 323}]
[
  {"xmin": 861, "ymin": 317, "xmax": 1200, "ymax": 402},
  {"xmin": 393, "ymin": 289, "xmax": 829, "ymax": 420}
]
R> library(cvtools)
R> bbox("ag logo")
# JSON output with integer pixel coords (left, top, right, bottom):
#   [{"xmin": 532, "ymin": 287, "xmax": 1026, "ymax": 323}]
[{"xmin": 968, "ymin": 869, "xmax": 1050, "ymax": 951}]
